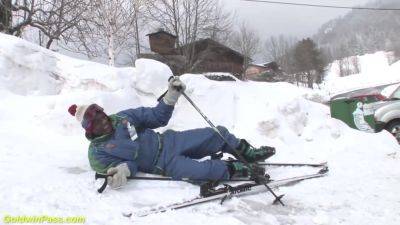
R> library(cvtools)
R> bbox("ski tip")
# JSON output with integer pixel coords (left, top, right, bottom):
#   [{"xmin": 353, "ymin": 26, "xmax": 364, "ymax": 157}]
[
  {"xmin": 122, "ymin": 212, "xmax": 133, "ymax": 218},
  {"xmin": 318, "ymin": 167, "xmax": 329, "ymax": 174}
]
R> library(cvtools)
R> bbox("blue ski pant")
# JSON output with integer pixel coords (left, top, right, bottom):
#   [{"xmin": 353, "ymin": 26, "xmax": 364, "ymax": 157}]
[{"xmin": 156, "ymin": 126, "xmax": 240, "ymax": 181}]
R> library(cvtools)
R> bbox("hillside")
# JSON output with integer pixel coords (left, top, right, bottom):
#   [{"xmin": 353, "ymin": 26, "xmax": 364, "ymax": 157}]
[{"xmin": 314, "ymin": 0, "xmax": 400, "ymax": 60}]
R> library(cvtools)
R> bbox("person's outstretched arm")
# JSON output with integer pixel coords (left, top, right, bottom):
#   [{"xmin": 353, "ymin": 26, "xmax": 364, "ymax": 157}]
[{"xmin": 118, "ymin": 76, "xmax": 186, "ymax": 129}]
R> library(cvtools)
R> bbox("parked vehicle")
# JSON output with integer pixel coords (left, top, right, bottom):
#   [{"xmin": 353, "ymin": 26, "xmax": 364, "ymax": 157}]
[
  {"xmin": 330, "ymin": 82, "xmax": 400, "ymax": 142},
  {"xmin": 330, "ymin": 86, "xmax": 388, "ymax": 103},
  {"xmin": 352, "ymin": 94, "xmax": 386, "ymax": 102},
  {"xmin": 329, "ymin": 86, "xmax": 389, "ymax": 133},
  {"xmin": 372, "ymin": 83, "xmax": 400, "ymax": 141}
]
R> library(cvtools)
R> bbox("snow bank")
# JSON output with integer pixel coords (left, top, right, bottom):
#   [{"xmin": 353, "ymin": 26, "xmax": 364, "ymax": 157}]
[
  {"xmin": 134, "ymin": 58, "xmax": 172, "ymax": 97},
  {"xmin": 1, "ymin": 34, "xmax": 399, "ymax": 225},
  {"xmin": 0, "ymin": 33, "xmax": 138, "ymax": 95}
]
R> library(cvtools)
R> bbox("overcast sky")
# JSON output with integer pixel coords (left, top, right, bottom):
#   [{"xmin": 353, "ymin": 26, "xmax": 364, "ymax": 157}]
[{"xmin": 222, "ymin": 0, "xmax": 374, "ymax": 39}]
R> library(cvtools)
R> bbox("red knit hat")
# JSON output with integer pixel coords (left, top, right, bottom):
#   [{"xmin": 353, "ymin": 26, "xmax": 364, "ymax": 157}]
[{"xmin": 68, "ymin": 104, "xmax": 91, "ymax": 123}]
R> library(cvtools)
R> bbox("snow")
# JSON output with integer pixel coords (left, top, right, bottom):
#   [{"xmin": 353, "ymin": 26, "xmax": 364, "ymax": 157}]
[
  {"xmin": 1, "ymin": 33, "xmax": 400, "ymax": 225},
  {"xmin": 134, "ymin": 58, "xmax": 173, "ymax": 97},
  {"xmin": 323, "ymin": 51, "xmax": 400, "ymax": 97}
]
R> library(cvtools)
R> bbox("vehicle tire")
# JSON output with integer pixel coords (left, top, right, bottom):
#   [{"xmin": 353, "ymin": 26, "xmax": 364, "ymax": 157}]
[{"xmin": 385, "ymin": 120, "xmax": 400, "ymax": 143}]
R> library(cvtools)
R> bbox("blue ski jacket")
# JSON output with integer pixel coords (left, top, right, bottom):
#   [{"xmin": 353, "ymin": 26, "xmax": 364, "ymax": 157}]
[{"xmin": 87, "ymin": 100, "xmax": 174, "ymax": 175}]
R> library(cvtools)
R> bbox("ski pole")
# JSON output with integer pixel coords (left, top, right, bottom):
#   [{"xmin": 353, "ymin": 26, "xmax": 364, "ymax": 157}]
[
  {"xmin": 180, "ymin": 91, "xmax": 285, "ymax": 206},
  {"xmin": 95, "ymin": 173, "xmax": 265, "ymax": 193}
]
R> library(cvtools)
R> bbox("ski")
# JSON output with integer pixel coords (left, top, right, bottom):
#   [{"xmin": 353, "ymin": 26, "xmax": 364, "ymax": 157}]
[
  {"xmin": 123, "ymin": 167, "xmax": 328, "ymax": 218},
  {"xmin": 258, "ymin": 161, "xmax": 328, "ymax": 167},
  {"xmin": 223, "ymin": 157, "xmax": 327, "ymax": 168}
]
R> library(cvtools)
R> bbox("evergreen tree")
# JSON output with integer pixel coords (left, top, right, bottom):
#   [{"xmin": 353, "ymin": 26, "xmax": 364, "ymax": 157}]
[{"xmin": 293, "ymin": 38, "xmax": 326, "ymax": 88}]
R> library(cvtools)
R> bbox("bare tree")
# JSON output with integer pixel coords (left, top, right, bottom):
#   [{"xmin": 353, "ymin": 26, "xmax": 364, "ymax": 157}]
[
  {"xmin": 121, "ymin": 0, "xmax": 148, "ymax": 65},
  {"xmin": 0, "ymin": 0, "xmax": 13, "ymax": 33},
  {"xmin": 65, "ymin": 0, "xmax": 140, "ymax": 66},
  {"xmin": 337, "ymin": 56, "xmax": 360, "ymax": 77},
  {"xmin": 230, "ymin": 22, "xmax": 261, "ymax": 78},
  {"xmin": 351, "ymin": 56, "xmax": 360, "ymax": 74},
  {"xmin": 202, "ymin": 1, "xmax": 234, "ymax": 45},
  {"xmin": 264, "ymin": 35, "xmax": 297, "ymax": 74},
  {"xmin": 132, "ymin": 0, "xmax": 144, "ymax": 57},
  {"xmin": 0, "ymin": 0, "xmax": 37, "ymax": 36},
  {"xmin": 1, "ymin": 0, "xmax": 89, "ymax": 50},
  {"xmin": 144, "ymin": 0, "xmax": 233, "ymax": 69},
  {"xmin": 30, "ymin": 0, "xmax": 89, "ymax": 49},
  {"xmin": 333, "ymin": 44, "xmax": 362, "ymax": 77},
  {"xmin": 264, "ymin": 35, "xmax": 286, "ymax": 63},
  {"xmin": 145, "ymin": 0, "xmax": 219, "ymax": 46}
]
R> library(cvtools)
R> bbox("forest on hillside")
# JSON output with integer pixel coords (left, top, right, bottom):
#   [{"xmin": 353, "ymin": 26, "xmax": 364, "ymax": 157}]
[{"xmin": 314, "ymin": 0, "xmax": 400, "ymax": 62}]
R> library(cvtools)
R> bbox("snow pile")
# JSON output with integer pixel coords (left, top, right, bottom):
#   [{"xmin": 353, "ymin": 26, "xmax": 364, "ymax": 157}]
[
  {"xmin": 323, "ymin": 51, "xmax": 400, "ymax": 96},
  {"xmin": 0, "ymin": 33, "xmax": 136, "ymax": 95},
  {"xmin": 134, "ymin": 58, "xmax": 173, "ymax": 97},
  {"xmin": 0, "ymin": 34, "xmax": 400, "ymax": 225}
]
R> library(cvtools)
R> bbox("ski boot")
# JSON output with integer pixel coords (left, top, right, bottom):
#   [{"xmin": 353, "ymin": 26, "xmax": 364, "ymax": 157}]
[
  {"xmin": 235, "ymin": 139, "xmax": 275, "ymax": 163},
  {"xmin": 226, "ymin": 161, "xmax": 266, "ymax": 179}
]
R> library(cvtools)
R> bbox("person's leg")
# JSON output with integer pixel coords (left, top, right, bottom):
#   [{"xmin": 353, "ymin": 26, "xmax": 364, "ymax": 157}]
[
  {"xmin": 172, "ymin": 126, "xmax": 240, "ymax": 159},
  {"xmin": 175, "ymin": 126, "xmax": 275, "ymax": 163},
  {"xmin": 165, "ymin": 155, "xmax": 230, "ymax": 180}
]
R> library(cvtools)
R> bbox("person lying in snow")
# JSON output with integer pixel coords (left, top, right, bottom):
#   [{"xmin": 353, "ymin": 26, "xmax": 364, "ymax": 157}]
[{"xmin": 68, "ymin": 76, "xmax": 275, "ymax": 189}]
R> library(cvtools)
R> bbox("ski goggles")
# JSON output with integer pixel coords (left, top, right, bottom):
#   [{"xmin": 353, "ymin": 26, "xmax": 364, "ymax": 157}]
[{"xmin": 81, "ymin": 104, "xmax": 104, "ymax": 131}]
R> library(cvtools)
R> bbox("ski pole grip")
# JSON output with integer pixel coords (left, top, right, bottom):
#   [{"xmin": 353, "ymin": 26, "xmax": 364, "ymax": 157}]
[
  {"xmin": 168, "ymin": 76, "xmax": 184, "ymax": 92},
  {"xmin": 95, "ymin": 173, "xmax": 109, "ymax": 193},
  {"xmin": 157, "ymin": 76, "xmax": 181, "ymax": 102}
]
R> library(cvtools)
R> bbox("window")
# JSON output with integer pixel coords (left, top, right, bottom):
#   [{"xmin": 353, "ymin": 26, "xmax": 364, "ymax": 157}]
[{"xmin": 391, "ymin": 88, "xmax": 400, "ymax": 99}]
